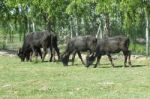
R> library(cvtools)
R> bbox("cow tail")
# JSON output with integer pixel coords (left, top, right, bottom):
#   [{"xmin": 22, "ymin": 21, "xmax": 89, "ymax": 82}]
[{"xmin": 53, "ymin": 36, "xmax": 57, "ymax": 47}]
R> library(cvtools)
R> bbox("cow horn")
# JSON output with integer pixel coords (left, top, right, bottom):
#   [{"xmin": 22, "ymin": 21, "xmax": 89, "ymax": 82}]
[
  {"xmin": 89, "ymin": 54, "xmax": 93, "ymax": 57},
  {"xmin": 18, "ymin": 48, "xmax": 22, "ymax": 54},
  {"xmin": 17, "ymin": 49, "xmax": 20, "ymax": 54}
]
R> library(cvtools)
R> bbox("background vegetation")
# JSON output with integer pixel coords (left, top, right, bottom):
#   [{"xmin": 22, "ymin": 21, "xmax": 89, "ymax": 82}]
[{"xmin": 0, "ymin": 0, "xmax": 150, "ymax": 55}]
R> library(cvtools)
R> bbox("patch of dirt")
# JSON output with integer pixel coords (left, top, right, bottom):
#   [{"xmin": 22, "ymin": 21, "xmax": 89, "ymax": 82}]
[
  {"xmin": 111, "ymin": 55, "xmax": 150, "ymax": 61},
  {"xmin": 0, "ymin": 50, "xmax": 149, "ymax": 61},
  {"xmin": 0, "ymin": 49, "xmax": 17, "ymax": 57}
]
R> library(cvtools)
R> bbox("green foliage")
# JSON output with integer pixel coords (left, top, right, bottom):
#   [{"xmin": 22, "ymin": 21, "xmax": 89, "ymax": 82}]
[
  {"xmin": 0, "ymin": 0, "xmax": 149, "ymax": 54},
  {"xmin": 130, "ymin": 43, "xmax": 147, "ymax": 55}
]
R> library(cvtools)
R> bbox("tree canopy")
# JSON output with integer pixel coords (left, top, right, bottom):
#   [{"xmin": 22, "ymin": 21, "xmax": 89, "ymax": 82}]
[{"xmin": 0, "ymin": 0, "xmax": 149, "ymax": 54}]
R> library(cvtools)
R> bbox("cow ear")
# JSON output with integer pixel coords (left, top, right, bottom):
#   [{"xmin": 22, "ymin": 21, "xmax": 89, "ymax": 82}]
[
  {"xmin": 17, "ymin": 49, "xmax": 21, "ymax": 56},
  {"xmin": 18, "ymin": 48, "xmax": 20, "ymax": 54}
]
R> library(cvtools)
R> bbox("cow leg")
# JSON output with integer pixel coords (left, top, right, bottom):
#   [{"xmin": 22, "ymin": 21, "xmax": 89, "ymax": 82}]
[
  {"xmin": 123, "ymin": 51, "xmax": 128, "ymax": 67},
  {"xmin": 128, "ymin": 50, "xmax": 132, "ymax": 66},
  {"xmin": 94, "ymin": 56, "xmax": 101, "ymax": 68},
  {"xmin": 26, "ymin": 55, "xmax": 29, "ymax": 62},
  {"xmin": 26, "ymin": 52, "xmax": 32, "ymax": 62},
  {"xmin": 72, "ymin": 51, "xmax": 76, "ymax": 65},
  {"xmin": 31, "ymin": 47, "xmax": 38, "ymax": 62},
  {"xmin": 49, "ymin": 47, "xmax": 53, "ymax": 62},
  {"xmin": 34, "ymin": 50, "xmax": 39, "ymax": 62},
  {"xmin": 107, "ymin": 54, "xmax": 115, "ymax": 67},
  {"xmin": 53, "ymin": 50, "xmax": 56, "ymax": 62},
  {"xmin": 37, "ymin": 48, "xmax": 42, "ymax": 59},
  {"xmin": 42, "ymin": 48, "xmax": 47, "ymax": 62},
  {"xmin": 54, "ymin": 46, "xmax": 60, "ymax": 60},
  {"xmin": 29, "ymin": 52, "xmax": 33, "ymax": 62},
  {"xmin": 30, "ymin": 46, "xmax": 38, "ymax": 62},
  {"xmin": 77, "ymin": 52, "xmax": 85, "ymax": 65}
]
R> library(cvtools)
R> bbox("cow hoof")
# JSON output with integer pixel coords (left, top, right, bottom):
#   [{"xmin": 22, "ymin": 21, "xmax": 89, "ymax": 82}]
[
  {"xmin": 123, "ymin": 65, "xmax": 128, "ymax": 68},
  {"xmin": 112, "ymin": 63, "xmax": 115, "ymax": 67},
  {"xmin": 85, "ymin": 64, "xmax": 90, "ymax": 68},
  {"xmin": 86, "ymin": 66, "xmax": 90, "ymax": 68}
]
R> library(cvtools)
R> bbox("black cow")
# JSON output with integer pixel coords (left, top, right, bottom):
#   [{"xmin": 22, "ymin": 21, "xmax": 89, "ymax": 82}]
[
  {"xmin": 18, "ymin": 30, "xmax": 60, "ymax": 62},
  {"xmin": 61, "ymin": 36, "xmax": 97, "ymax": 66},
  {"xmin": 86, "ymin": 36, "xmax": 131, "ymax": 68},
  {"xmin": 18, "ymin": 47, "xmax": 42, "ymax": 62}
]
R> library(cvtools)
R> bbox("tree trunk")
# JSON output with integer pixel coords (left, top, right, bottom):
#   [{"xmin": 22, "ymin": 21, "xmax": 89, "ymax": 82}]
[
  {"xmin": 47, "ymin": 20, "xmax": 53, "ymax": 32},
  {"xmin": 96, "ymin": 22, "xmax": 101, "ymax": 38},
  {"xmin": 70, "ymin": 20, "xmax": 73, "ymax": 38},
  {"xmin": 104, "ymin": 13, "xmax": 110, "ymax": 37},
  {"xmin": 144, "ymin": 7, "xmax": 149, "ymax": 55},
  {"xmin": 96, "ymin": 18, "xmax": 103, "ymax": 39},
  {"xmin": 23, "ymin": 15, "xmax": 28, "ymax": 40},
  {"xmin": 32, "ymin": 21, "xmax": 35, "ymax": 32},
  {"xmin": 75, "ymin": 16, "xmax": 78, "ymax": 36},
  {"xmin": 3, "ymin": 35, "xmax": 7, "ymax": 49},
  {"xmin": 27, "ymin": 19, "xmax": 30, "ymax": 33},
  {"xmin": 82, "ymin": 18, "xmax": 86, "ymax": 36}
]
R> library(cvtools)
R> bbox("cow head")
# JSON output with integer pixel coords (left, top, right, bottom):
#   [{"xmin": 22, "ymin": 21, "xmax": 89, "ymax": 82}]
[
  {"xmin": 61, "ymin": 53, "xmax": 69, "ymax": 66},
  {"xmin": 17, "ymin": 48, "xmax": 25, "ymax": 62},
  {"xmin": 86, "ymin": 54, "xmax": 96, "ymax": 67}
]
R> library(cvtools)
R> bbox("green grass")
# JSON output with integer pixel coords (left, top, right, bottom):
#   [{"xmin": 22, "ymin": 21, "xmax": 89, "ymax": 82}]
[{"xmin": 0, "ymin": 55, "xmax": 150, "ymax": 99}]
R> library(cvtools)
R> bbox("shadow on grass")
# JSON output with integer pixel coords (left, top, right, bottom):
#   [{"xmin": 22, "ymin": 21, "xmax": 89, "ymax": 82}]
[
  {"xmin": 130, "ymin": 64, "xmax": 146, "ymax": 68},
  {"xmin": 114, "ymin": 64, "xmax": 146, "ymax": 68},
  {"xmin": 30, "ymin": 60, "xmax": 146, "ymax": 69},
  {"xmin": 91, "ymin": 64, "xmax": 146, "ymax": 68},
  {"xmin": 66, "ymin": 63, "xmax": 83, "ymax": 66},
  {"xmin": 34, "ymin": 60, "xmax": 61, "ymax": 63}
]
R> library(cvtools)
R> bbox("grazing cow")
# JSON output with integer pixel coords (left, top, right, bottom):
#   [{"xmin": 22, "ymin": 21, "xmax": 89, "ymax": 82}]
[
  {"xmin": 86, "ymin": 36, "xmax": 131, "ymax": 68},
  {"xmin": 18, "ymin": 47, "xmax": 42, "ymax": 62},
  {"xmin": 61, "ymin": 36, "xmax": 97, "ymax": 66},
  {"xmin": 18, "ymin": 30, "xmax": 60, "ymax": 62}
]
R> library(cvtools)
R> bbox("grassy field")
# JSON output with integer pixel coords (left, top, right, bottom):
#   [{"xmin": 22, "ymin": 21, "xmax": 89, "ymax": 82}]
[{"xmin": 0, "ymin": 55, "xmax": 150, "ymax": 99}]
